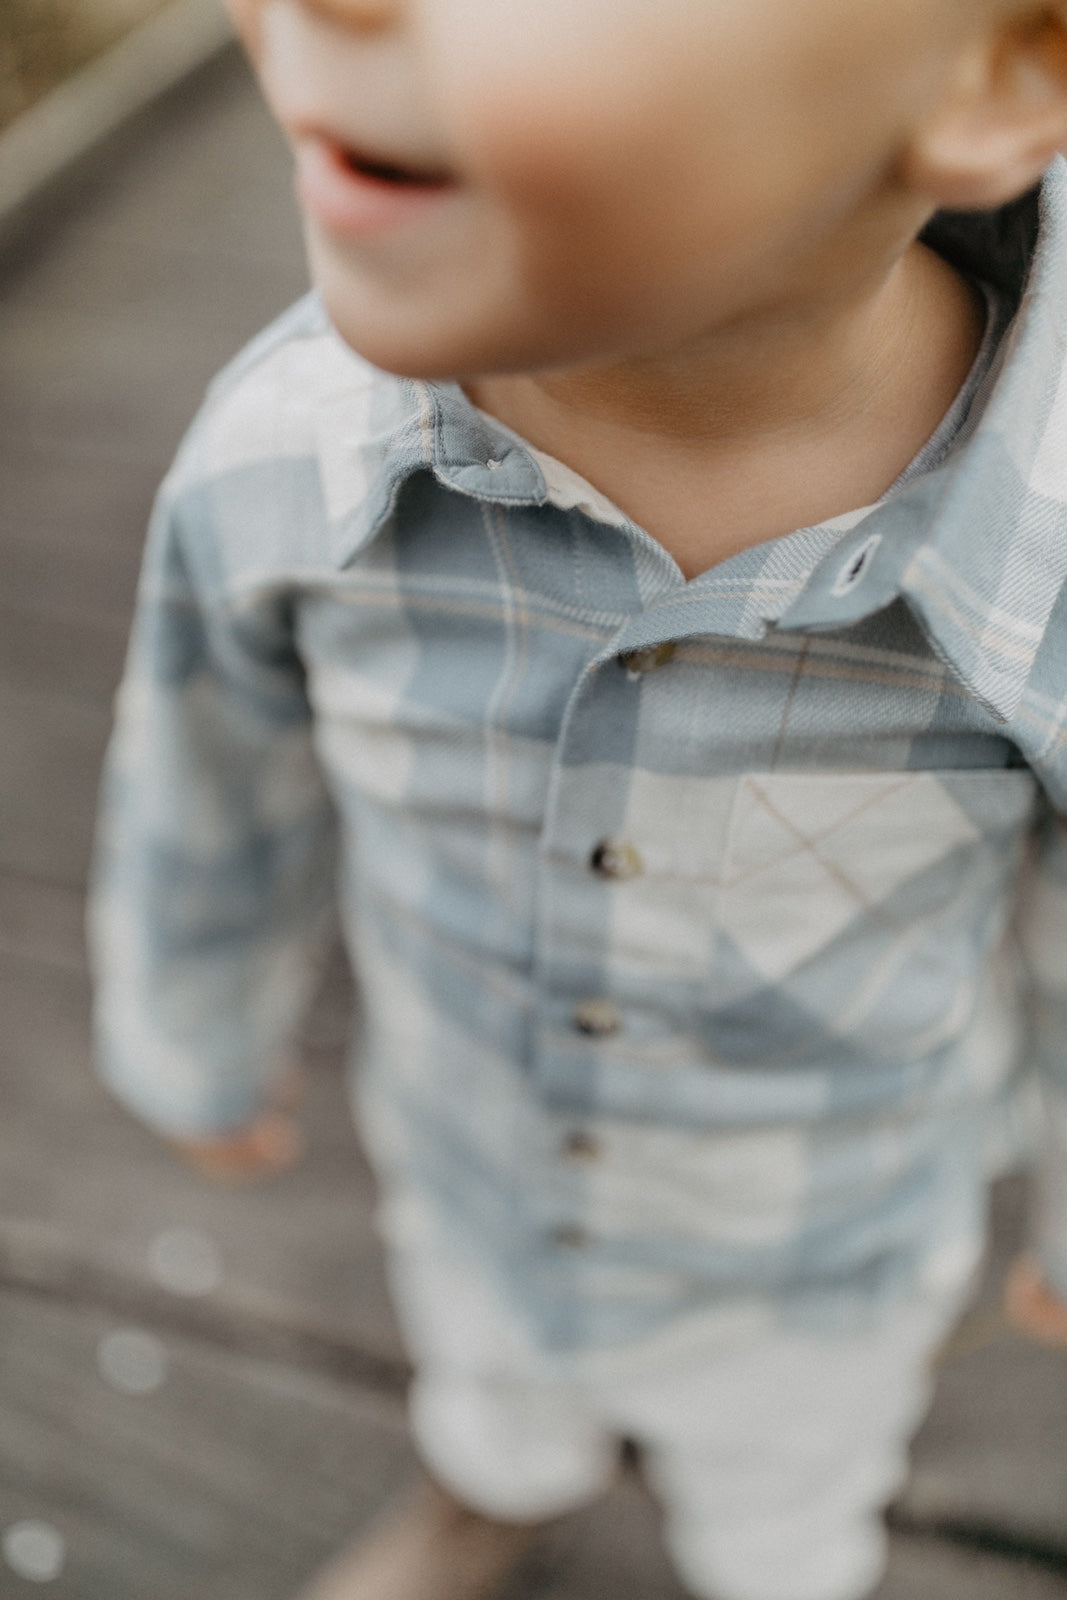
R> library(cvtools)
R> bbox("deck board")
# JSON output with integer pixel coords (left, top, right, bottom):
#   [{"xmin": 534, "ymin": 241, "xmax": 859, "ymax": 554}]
[{"xmin": 0, "ymin": 1289, "xmax": 414, "ymax": 1600}]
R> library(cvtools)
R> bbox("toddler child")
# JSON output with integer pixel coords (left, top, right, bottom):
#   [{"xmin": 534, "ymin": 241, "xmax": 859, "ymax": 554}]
[{"xmin": 91, "ymin": 0, "xmax": 1067, "ymax": 1597}]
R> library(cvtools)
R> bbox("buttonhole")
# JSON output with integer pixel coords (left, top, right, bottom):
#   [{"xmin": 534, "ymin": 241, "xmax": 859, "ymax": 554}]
[{"xmin": 831, "ymin": 532, "xmax": 881, "ymax": 598}]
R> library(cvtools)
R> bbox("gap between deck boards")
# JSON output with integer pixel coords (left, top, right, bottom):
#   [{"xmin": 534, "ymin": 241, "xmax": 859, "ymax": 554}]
[{"xmin": 0, "ymin": 1220, "xmax": 410, "ymax": 1397}]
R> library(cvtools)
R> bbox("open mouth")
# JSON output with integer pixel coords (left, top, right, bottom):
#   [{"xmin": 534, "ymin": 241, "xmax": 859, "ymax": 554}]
[
  {"xmin": 294, "ymin": 132, "xmax": 459, "ymax": 237},
  {"xmin": 340, "ymin": 146, "xmax": 455, "ymax": 190}
]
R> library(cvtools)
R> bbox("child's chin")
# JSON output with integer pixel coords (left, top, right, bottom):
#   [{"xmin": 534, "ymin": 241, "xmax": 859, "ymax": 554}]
[
  {"xmin": 307, "ymin": 232, "xmax": 566, "ymax": 382},
  {"xmin": 307, "ymin": 281, "xmax": 449, "ymax": 379},
  {"xmin": 329, "ymin": 317, "xmax": 459, "ymax": 379},
  {"xmin": 317, "ymin": 295, "xmax": 493, "ymax": 383}
]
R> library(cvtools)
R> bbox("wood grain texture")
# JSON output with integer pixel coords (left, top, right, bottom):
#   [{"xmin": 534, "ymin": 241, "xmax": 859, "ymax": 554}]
[{"xmin": 0, "ymin": 1289, "xmax": 415, "ymax": 1600}]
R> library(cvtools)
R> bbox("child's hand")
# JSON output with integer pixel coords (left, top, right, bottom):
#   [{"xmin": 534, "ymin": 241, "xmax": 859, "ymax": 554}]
[
  {"xmin": 1005, "ymin": 1256, "xmax": 1067, "ymax": 1349},
  {"xmin": 167, "ymin": 1064, "xmax": 306, "ymax": 1180},
  {"xmin": 168, "ymin": 1108, "xmax": 305, "ymax": 1179}
]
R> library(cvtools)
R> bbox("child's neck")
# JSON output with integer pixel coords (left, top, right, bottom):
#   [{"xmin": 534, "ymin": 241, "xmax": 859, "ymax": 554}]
[{"xmin": 466, "ymin": 241, "xmax": 986, "ymax": 581}]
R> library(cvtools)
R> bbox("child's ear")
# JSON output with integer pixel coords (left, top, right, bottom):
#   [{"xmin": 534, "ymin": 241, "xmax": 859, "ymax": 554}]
[{"xmin": 901, "ymin": 8, "xmax": 1067, "ymax": 209}]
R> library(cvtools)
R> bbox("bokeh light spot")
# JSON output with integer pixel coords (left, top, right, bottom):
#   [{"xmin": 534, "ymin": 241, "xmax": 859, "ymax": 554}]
[
  {"xmin": 148, "ymin": 1225, "xmax": 222, "ymax": 1296},
  {"xmin": 97, "ymin": 1327, "xmax": 168, "ymax": 1395},
  {"xmin": 2, "ymin": 1520, "xmax": 65, "ymax": 1583}
]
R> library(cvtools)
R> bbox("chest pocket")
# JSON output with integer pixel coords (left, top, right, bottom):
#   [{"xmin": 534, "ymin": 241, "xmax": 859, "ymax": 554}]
[
  {"xmin": 602, "ymin": 765, "xmax": 1037, "ymax": 1068},
  {"xmin": 716, "ymin": 770, "xmax": 1032, "ymax": 983},
  {"xmin": 706, "ymin": 767, "xmax": 1037, "ymax": 1061}
]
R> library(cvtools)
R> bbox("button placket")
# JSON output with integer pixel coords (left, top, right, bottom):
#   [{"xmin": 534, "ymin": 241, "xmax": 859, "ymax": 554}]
[{"xmin": 533, "ymin": 644, "xmax": 645, "ymax": 1108}]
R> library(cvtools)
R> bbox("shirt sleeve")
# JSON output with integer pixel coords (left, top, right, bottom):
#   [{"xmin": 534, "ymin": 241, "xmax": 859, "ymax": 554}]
[
  {"xmin": 88, "ymin": 476, "xmax": 338, "ymax": 1140},
  {"xmin": 1014, "ymin": 799, "xmax": 1067, "ymax": 1300}
]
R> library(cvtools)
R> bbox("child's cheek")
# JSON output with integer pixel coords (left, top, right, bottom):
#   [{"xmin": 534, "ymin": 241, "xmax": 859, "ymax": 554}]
[
  {"xmin": 418, "ymin": 0, "xmax": 687, "ymax": 170},
  {"xmin": 446, "ymin": 90, "xmax": 742, "ymax": 328}
]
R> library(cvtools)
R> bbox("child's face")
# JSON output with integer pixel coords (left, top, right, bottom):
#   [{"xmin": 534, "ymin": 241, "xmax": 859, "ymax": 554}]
[{"xmin": 230, "ymin": 0, "xmax": 981, "ymax": 379}]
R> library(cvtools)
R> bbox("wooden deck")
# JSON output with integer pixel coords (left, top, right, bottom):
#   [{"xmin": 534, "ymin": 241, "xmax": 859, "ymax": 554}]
[{"xmin": 0, "ymin": 45, "xmax": 1065, "ymax": 1597}]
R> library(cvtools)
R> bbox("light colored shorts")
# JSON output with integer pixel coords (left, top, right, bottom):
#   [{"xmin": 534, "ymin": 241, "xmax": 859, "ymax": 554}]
[{"xmin": 379, "ymin": 1190, "xmax": 981, "ymax": 1600}]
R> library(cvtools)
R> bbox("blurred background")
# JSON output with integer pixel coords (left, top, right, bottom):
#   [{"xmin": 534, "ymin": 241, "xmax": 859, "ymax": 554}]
[
  {"xmin": 0, "ymin": 3, "xmax": 1065, "ymax": 1596},
  {"xmin": 0, "ymin": 0, "xmax": 165, "ymax": 127}
]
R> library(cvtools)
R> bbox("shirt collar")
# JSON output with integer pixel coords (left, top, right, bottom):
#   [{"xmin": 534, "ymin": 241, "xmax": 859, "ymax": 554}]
[
  {"xmin": 329, "ymin": 161, "xmax": 1067, "ymax": 725},
  {"xmin": 779, "ymin": 159, "xmax": 1067, "ymax": 723},
  {"xmin": 327, "ymin": 369, "xmax": 550, "ymax": 570}
]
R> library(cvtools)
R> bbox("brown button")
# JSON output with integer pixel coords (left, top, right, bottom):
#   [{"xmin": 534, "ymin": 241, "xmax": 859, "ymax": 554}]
[
  {"xmin": 573, "ymin": 998, "xmax": 622, "ymax": 1037},
  {"xmin": 590, "ymin": 840, "xmax": 643, "ymax": 880},
  {"xmin": 552, "ymin": 1224, "xmax": 588, "ymax": 1249},
  {"xmin": 562, "ymin": 1130, "xmax": 600, "ymax": 1161},
  {"xmin": 617, "ymin": 641, "xmax": 677, "ymax": 674}
]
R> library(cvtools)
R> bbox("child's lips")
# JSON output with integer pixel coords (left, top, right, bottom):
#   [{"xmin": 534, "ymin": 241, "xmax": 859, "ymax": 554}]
[
  {"xmin": 294, "ymin": 132, "xmax": 460, "ymax": 238},
  {"xmin": 340, "ymin": 144, "xmax": 455, "ymax": 190}
]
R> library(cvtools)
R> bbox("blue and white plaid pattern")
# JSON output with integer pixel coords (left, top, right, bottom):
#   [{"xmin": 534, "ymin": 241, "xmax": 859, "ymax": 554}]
[{"xmin": 92, "ymin": 161, "xmax": 1067, "ymax": 1347}]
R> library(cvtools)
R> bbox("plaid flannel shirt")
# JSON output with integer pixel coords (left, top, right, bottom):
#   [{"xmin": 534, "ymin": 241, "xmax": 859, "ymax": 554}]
[{"xmin": 92, "ymin": 160, "xmax": 1067, "ymax": 1348}]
